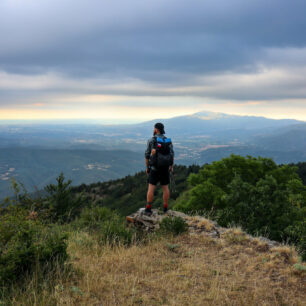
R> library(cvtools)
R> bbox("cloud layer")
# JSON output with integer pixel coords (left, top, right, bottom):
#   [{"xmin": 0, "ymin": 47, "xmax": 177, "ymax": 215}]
[{"xmin": 0, "ymin": 0, "xmax": 306, "ymax": 120}]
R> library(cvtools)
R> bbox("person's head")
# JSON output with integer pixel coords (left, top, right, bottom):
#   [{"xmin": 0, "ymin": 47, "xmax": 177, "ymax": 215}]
[{"xmin": 153, "ymin": 122, "xmax": 165, "ymax": 135}]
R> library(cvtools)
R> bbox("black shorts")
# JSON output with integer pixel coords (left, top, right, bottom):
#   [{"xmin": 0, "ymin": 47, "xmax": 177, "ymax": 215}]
[{"xmin": 148, "ymin": 168, "xmax": 170, "ymax": 186}]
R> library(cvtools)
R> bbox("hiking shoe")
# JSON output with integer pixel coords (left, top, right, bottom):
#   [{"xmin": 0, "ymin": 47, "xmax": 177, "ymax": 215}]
[
  {"xmin": 144, "ymin": 208, "xmax": 153, "ymax": 216},
  {"xmin": 163, "ymin": 206, "xmax": 168, "ymax": 213}
]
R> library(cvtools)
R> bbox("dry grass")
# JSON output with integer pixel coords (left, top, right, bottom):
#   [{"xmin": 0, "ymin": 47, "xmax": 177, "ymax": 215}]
[
  {"xmin": 187, "ymin": 216, "xmax": 215, "ymax": 231},
  {"xmin": 4, "ymin": 229, "xmax": 306, "ymax": 306}
]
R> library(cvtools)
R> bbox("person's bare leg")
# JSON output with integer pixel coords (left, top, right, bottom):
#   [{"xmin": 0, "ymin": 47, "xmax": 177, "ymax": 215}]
[
  {"xmin": 161, "ymin": 185, "xmax": 170, "ymax": 210},
  {"xmin": 146, "ymin": 183, "xmax": 156, "ymax": 209}
]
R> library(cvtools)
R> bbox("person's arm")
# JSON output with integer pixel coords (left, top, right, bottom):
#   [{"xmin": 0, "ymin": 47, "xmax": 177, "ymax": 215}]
[{"xmin": 144, "ymin": 139, "xmax": 152, "ymax": 174}]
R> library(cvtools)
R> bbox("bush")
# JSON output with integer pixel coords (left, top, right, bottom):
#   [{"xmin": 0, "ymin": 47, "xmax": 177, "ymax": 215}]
[
  {"xmin": 0, "ymin": 208, "xmax": 68, "ymax": 287},
  {"xmin": 98, "ymin": 214, "xmax": 138, "ymax": 246},
  {"xmin": 1, "ymin": 173, "xmax": 86, "ymax": 224},
  {"xmin": 284, "ymin": 219, "xmax": 306, "ymax": 261},
  {"xmin": 44, "ymin": 172, "xmax": 85, "ymax": 223},
  {"xmin": 73, "ymin": 206, "xmax": 142, "ymax": 247},
  {"xmin": 74, "ymin": 206, "xmax": 115, "ymax": 231},
  {"xmin": 159, "ymin": 216, "xmax": 188, "ymax": 236}
]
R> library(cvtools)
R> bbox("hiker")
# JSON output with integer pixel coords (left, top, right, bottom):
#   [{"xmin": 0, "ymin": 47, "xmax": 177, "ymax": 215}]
[{"xmin": 144, "ymin": 122, "xmax": 174, "ymax": 215}]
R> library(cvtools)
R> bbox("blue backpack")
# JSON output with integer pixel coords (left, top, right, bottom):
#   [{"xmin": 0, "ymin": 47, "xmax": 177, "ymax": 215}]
[{"xmin": 150, "ymin": 135, "xmax": 173, "ymax": 168}]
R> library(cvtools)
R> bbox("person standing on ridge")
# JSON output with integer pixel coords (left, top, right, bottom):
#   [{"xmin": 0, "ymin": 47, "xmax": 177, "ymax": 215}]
[{"xmin": 144, "ymin": 122, "xmax": 174, "ymax": 215}]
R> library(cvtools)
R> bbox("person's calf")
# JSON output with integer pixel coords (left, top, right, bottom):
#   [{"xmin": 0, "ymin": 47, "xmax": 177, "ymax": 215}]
[
  {"xmin": 161, "ymin": 185, "xmax": 170, "ymax": 206},
  {"xmin": 147, "ymin": 184, "xmax": 156, "ymax": 203}
]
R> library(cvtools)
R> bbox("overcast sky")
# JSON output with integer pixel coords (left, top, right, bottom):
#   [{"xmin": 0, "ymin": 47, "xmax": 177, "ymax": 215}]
[{"xmin": 1, "ymin": 0, "xmax": 306, "ymax": 122}]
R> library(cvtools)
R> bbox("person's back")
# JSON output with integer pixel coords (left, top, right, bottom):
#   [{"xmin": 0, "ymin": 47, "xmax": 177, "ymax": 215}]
[{"xmin": 144, "ymin": 122, "xmax": 174, "ymax": 215}]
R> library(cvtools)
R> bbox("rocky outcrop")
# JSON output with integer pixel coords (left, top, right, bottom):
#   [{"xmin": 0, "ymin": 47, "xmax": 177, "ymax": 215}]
[
  {"xmin": 126, "ymin": 208, "xmax": 281, "ymax": 249},
  {"xmin": 126, "ymin": 208, "xmax": 188, "ymax": 232}
]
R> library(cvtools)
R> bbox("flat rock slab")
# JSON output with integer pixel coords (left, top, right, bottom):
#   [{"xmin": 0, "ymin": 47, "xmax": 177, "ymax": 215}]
[
  {"xmin": 126, "ymin": 208, "xmax": 187, "ymax": 231},
  {"xmin": 126, "ymin": 208, "xmax": 281, "ymax": 249},
  {"xmin": 126, "ymin": 208, "xmax": 222, "ymax": 236}
]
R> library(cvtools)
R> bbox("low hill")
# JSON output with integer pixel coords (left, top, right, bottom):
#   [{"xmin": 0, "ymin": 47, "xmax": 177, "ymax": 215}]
[
  {"xmin": 0, "ymin": 148, "xmax": 144, "ymax": 199},
  {"xmin": 7, "ymin": 211, "xmax": 305, "ymax": 305},
  {"xmin": 252, "ymin": 123, "xmax": 306, "ymax": 152},
  {"xmin": 195, "ymin": 145, "xmax": 306, "ymax": 165}
]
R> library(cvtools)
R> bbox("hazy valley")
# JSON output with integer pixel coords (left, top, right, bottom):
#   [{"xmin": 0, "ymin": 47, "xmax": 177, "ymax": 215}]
[{"xmin": 1, "ymin": 111, "xmax": 306, "ymax": 199}]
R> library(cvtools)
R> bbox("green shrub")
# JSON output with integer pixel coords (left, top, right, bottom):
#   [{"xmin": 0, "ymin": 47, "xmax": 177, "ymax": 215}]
[
  {"xmin": 0, "ymin": 208, "xmax": 68, "ymax": 287},
  {"xmin": 73, "ymin": 206, "xmax": 143, "ymax": 247},
  {"xmin": 98, "ymin": 215, "xmax": 136, "ymax": 246},
  {"xmin": 284, "ymin": 218, "xmax": 306, "ymax": 261},
  {"xmin": 2, "ymin": 173, "xmax": 86, "ymax": 224},
  {"xmin": 44, "ymin": 172, "xmax": 85, "ymax": 223},
  {"xmin": 293, "ymin": 263, "xmax": 306, "ymax": 272},
  {"xmin": 74, "ymin": 206, "xmax": 115, "ymax": 231},
  {"xmin": 159, "ymin": 216, "xmax": 188, "ymax": 236}
]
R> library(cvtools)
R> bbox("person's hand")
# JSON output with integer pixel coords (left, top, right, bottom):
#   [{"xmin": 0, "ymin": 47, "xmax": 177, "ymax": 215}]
[
  {"xmin": 169, "ymin": 165, "xmax": 174, "ymax": 173},
  {"xmin": 151, "ymin": 149, "xmax": 156, "ymax": 155},
  {"xmin": 146, "ymin": 167, "xmax": 150, "ymax": 175}
]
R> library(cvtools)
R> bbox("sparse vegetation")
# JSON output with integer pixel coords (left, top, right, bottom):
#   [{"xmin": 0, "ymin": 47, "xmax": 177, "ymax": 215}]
[
  {"xmin": 159, "ymin": 216, "xmax": 188, "ymax": 236},
  {"xmin": 2, "ymin": 227, "xmax": 305, "ymax": 305}
]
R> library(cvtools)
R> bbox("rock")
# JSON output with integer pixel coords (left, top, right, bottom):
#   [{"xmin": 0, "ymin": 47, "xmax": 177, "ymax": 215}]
[
  {"xmin": 126, "ymin": 208, "xmax": 189, "ymax": 231},
  {"xmin": 126, "ymin": 208, "xmax": 284, "ymax": 252},
  {"xmin": 126, "ymin": 208, "xmax": 222, "ymax": 236}
]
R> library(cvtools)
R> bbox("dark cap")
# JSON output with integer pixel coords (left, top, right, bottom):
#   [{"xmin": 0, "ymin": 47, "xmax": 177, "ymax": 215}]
[{"xmin": 154, "ymin": 122, "xmax": 165, "ymax": 134}]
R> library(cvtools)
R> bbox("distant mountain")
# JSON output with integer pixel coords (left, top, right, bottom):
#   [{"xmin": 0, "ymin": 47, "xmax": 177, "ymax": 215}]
[
  {"xmin": 252, "ymin": 123, "xmax": 306, "ymax": 152},
  {"xmin": 0, "ymin": 111, "xmax": 304, "ymax": 147},
  {"xmin": 134, "ymin": 111, "xmax": 302, "ymax": 136},
  {"xmin": 196, "ymin": 145, "xmax": 306, "ymax": 165}
]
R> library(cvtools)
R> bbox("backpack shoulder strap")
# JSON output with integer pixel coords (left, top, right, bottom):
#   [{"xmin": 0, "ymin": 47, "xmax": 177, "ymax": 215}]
[{"xmin": 152, "ymin": 136, "xmax": 157, "ymax": 148}]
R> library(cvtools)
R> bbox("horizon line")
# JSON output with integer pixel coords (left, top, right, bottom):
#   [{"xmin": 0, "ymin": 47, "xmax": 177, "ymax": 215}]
[{"xmin": 0, "ymin": 110, "xmax": 305, "ymax": 125}]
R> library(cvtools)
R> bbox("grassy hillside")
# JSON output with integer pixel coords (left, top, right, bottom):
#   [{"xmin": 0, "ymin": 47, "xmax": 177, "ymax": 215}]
[{"xmin": 4, "ymin": 223, "xmax": 305, "ymax": 305}]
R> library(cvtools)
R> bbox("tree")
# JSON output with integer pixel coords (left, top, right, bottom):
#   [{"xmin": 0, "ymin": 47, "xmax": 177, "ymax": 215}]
[
  {"xmin": 44, "ymin": 172, "xmax": 84, "ymax": 222},
  {"xmin": 174, "ymin": 155, "xmax": 306, "ymax": 259}
]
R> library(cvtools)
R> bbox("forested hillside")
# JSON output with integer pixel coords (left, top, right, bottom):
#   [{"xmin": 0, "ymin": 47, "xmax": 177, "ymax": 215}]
[
  {"xmin": 68, "ymin": 157, "xmax": 306, "ymax": 259},
  {"xmin": 70, "ymin": 161, "xmax": 306, "ymax": 215},
  {"xmin": 71, "ymin": 164, "xmax": 201, "ymax": 216},
  {"xmin": 292, "ymin": 162, "xmax": 306, "ymax": 185}
]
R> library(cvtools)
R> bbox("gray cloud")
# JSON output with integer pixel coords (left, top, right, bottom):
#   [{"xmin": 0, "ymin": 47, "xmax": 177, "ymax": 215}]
[{"xmin": 0, "ymin": 0, "xmax": 306, "ymax": 107}]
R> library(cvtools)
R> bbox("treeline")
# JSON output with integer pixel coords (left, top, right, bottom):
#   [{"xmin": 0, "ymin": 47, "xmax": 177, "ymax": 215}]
[
  {"xmin": 290, "ymin": 161, "xmax": 306, "ymax": 185},
  {"xmin": 71, "ymin": 161, "xmax": 306, "ymax": 217},
  {"xmin": 71, "ymin": 164, "xmax": 201, "ymax": 216}
]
